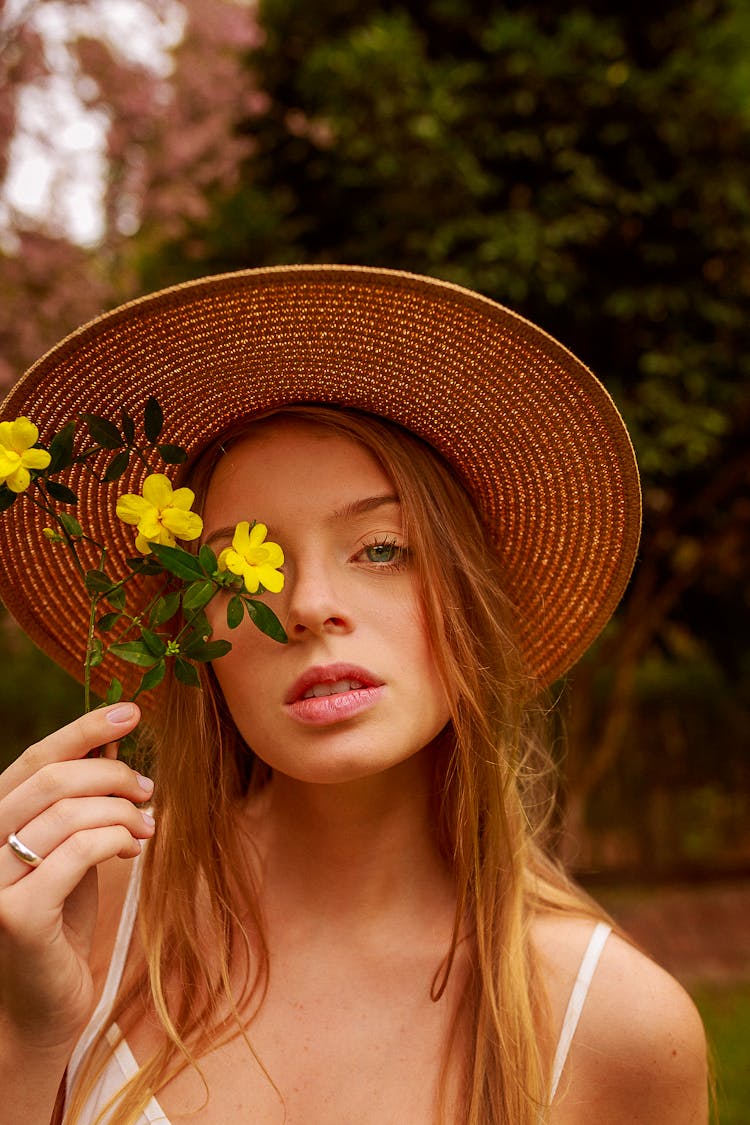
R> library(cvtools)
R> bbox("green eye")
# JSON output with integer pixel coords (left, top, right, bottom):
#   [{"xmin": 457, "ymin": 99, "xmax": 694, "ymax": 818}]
[
  {"xmin": 366, "ymin": 542, "xmax": 399, "ymax": 563},
  {"xmin": 361, "ymin": 540, "xmax": 408, "ymax": 566}
]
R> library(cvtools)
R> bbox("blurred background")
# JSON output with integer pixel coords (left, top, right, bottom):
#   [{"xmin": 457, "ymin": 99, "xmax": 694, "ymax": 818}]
[{"xmin": 1, "ymin": 0, "xmax": 748, "ymax": 1117}]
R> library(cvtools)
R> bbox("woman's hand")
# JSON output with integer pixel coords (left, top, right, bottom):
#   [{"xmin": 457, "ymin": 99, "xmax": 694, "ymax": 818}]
[{"xmin": 0, "ymin": 704, "xmax": 154, "ymax": 1055}]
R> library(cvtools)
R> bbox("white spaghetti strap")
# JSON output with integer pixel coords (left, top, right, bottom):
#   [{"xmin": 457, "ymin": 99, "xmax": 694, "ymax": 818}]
[
  {"xmin": 548, "ymin": 921, "xmax": 612, "ymax": 1103},
  {"xmin": 65, "ymin": 850, "xmax": 145, "ymax": 1102}
]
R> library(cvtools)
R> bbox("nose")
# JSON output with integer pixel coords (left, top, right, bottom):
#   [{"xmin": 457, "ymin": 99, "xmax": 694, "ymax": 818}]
[{"xmin": 284, "ymin": 556, "xmax": 353, "ymax": 639}]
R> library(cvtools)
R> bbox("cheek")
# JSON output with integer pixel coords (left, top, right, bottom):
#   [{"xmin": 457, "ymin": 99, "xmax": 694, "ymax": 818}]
[
  {"xmin": 209, "ymin": 643, "xmax": 279, "ymax": 753},
  {"xmin": 204, "ymin": 593, "xmax": 228, "ymax": 638},
  {"xmin": 396, "ymin": 601, "xmax": 448, "ymax": 701},
  {"xmin": 207, "ymin": 606, "xmax": 278, "ymax": 707}
]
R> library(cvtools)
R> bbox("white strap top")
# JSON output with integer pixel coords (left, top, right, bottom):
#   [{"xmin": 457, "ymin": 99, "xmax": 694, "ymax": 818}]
[
  {"xmin": 65, "ymin": 859, "xmax": 611, "ymax": 1123},
  {"xmin": 548, "ymin": 920, "xmax": 611, "ymax": 1101},
  {"xmin": 65, "ymin": 853, "xmax": 169, "ymax": 1124}
]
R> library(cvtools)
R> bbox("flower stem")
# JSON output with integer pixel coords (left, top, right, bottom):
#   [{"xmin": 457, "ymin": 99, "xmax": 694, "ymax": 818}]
[{"xmin": 84, "ymin": 597, "xmax": 98, "ymax": 713}]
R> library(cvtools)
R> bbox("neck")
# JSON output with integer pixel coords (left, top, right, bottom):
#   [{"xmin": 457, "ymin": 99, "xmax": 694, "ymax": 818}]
[{"xmin": 243, "ymin": 750, "xmax": 456, "ymax": 947}]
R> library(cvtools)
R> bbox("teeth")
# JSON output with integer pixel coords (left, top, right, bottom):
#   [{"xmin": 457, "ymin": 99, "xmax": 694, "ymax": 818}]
[{"xmin": 303, "ymin": 679, "xmax": 364, "ymax": 700}]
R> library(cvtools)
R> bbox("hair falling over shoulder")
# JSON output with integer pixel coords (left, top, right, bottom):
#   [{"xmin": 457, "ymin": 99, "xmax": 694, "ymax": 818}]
[{"xmin": 64, "ymin": 407, "xmax": 609, "ymax": 1125}]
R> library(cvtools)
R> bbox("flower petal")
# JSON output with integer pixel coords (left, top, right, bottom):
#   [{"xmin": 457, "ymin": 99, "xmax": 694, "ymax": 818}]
[
  {"xmin": 156, "ymin": 526, "xmax": 176, "ymax": 546},
  {"xmin": 170, "ymin": 486, "xmax": 197, "ymax": 511},
  {"xmin": 257, "ymin": 565, "xmax": 285, "ymax": 593},
  {"xmin": 240, "ymin": 562, "xmax": 260, "ymax": 593},
  {"xmin": 231, "ymin": 521, "xmax": 252, "ymax": 555},
  {"xmin": 9, "ymin": 417, "xmax": 40, "ymax": 452},
  {"xmin": 0, "ymin": 450, "xmax": 20, "ymax": 478},
  {"xmin": 116, "ymin": 493, "xmax": 153, "ymax": 526},
  {"xmin": 161, "ymin": 508, "xmax": 203, "ymax": 541},
  {"xmin": 7, "ymin": 466, "xmax": 31, "ymax": 493},
  {"xmin": 142, "ymin": 473, "xmax": 173, "ymax": 509},
  {"xmin": 219, "ymin": 547, "xmax": 245, "ymax": 577},
  {"xmin": 21, "ymin": 448, "xmax": 51, "ymax": 471},
  {"xmin": 260, "ymin": 541, "xmax": 284, "ymax": 568},
  {"xmin": 248, "ymin": 522, "xmax": 268, "ymax": 547},
  {"xmin": 137, "ymin": 511, "xmax": 163, "ymax": 540}
]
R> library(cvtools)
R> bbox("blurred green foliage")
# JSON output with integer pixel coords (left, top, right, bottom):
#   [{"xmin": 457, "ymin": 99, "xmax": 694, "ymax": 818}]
[
  {"xmin": 137, "ymin": 0, "xmax": 750, "ymax": 476},
  {"xmin": 3, "ymin": 0, "xmax": 749, "ymax": 868},
  {"xmin": 130, "ymin": 0, "xmax": 750, "ymax": 866},
  {"xmin": 0, "ymin": 605, "xmax": 79, "ymax": 771},
  {"xmin": 695, "ymin": 983, "xmax": 750, "ymax": 1125}
]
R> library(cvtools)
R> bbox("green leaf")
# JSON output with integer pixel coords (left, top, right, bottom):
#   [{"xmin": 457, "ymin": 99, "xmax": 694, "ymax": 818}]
[
  {"xmin": 82, "ymin": 413, "xmax": 124, "ymax": 450},
  {"xmin": 105, "ymin": 677, "xmax": 124, "ymax": 704},
  {"xmin": 126, "ymin": 555, "xmax": 162, "ymax": 575},
  {"xmin": 97, "ymin": 611, "xmax": 122, "ymax": 632},
  {"xmin": 174, "ymin": 657, "xmax": 201, "ymax": 687},
  {"xmin": 148, "ymin": 543, "xmax": 205, "ymax": 580},
  {"xmin": 212, "ymin": 569, "xmax": 242, "ymax": 591},
  {"xmin": 137, "ymin": 660, "xmax": 166, "ymax": 694},
  {"xmin": 120, "ymin": 410, "xmax": 136, "ymax": 445},
  {"xmin": 45, "ymin": 480, "xmax": 78, "ymax": 505},
  {"xmin": 0, "ymin": 487, "xmax": 17, "ymax": 512},
  {"xmin": 48, "ymin": 421, "xmax": 76, "ymax": 473},
  {"xmin": 198, "ymin": 544, "xmax": 218, "ymax": 574},
  {"xmin": 106, "ymin": 585, "xmax": 126, "ymax": 612},
  {"xmin": 181, "ymin": 612, "xmax": 210, "ymax": 649},
  {"xmin": 182, "ymin": 638, "xmax": 232, "ymax": 663},
  {"xmin": 144, "ymin": 396, "xmax": 164, "ymax": 443},
  {"xmin": 189, "ymin": 609, "xmax": 210, "ymax": 635},
  {"xmin": 150, "ymin": 590, "xmax": 181, "ymax": 625},
  {"xmin": 157, "ymin": 443, "xmax": 188, "ymax": 465},
  {"xmin": 102, "ymin": 450, "xmax": 130, "ymax": 483},
  {"xmin": 245, "ymin": 599, "xmax": 288, "ymax": 644},
  {"xmin": 84, "ymin": 569, "xmax": 115, "ymax": 594},
  {"xmin": 139, "ymin": 627, "xmax": 167, "ymax": 657},
  {"xmin": 108, "ymin": 641, "xmax": 158, "ymax": 667},
  {"xmin": 182, "ymin": 579, "xmax": 215, "ymax": 611},
  {"xmin": 227, "ymin": 595, "xmax": 244, "ymax": 629},
  {"xmin": 58, "ymin": 512, "xmax": 83, "ymax": 538},
  {"xmin": 88, "ymin": 638, "xmax": 104, "ymax": 668}
]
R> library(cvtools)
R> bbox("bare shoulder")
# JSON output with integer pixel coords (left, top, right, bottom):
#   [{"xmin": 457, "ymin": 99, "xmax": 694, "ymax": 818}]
[{"xmin": 535, "ymin": 914, "xmax": 708, "ymax": 1125}]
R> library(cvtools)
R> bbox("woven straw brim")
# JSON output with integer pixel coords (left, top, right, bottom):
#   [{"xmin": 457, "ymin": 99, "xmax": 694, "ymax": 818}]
[{"xmin": 0, "ymin": 265, "xmax": 641, "ymax": 703}]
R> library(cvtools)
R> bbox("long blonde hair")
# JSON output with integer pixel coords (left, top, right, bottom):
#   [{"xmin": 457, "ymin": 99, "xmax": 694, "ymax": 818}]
[{"xmin": 65, "ymin": 406, "xmax": 607, "ymax": 1124}]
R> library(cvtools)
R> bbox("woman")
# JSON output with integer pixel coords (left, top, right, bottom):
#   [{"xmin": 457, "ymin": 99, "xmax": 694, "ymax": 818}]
[{"xmin": 0, "ymin": 267, "xmax": 707, "ymax": 1123}]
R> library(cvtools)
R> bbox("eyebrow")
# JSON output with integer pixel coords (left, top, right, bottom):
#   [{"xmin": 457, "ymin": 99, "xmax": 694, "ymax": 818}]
[
  {"xmin": 204, "ymin": 525, "xmax": 237, "ymax": 547},
  {"xmin": 329, "ymin": 493, "xmax": 401, "ymax": 522},
  {"xmin": 203, "ymin": 495, "xmax": 401, "ymax": 547}
]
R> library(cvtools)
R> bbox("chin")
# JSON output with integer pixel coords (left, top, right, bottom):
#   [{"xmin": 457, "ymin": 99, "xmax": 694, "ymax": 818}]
[{"xmin": 252, "ymin": 739, "xmax": 430, "ymax": 789}]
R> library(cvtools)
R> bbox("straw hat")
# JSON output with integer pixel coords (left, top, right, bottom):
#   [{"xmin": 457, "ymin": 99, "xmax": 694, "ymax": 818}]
[{"xmin": 0, "ymin": 265, "xmax": 641, "ymax": 701}]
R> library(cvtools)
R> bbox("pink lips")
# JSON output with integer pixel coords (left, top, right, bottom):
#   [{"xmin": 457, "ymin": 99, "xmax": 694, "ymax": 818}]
[{"xmin": 284, "ymin": 663, "xmax": 385, "ymax": 726}]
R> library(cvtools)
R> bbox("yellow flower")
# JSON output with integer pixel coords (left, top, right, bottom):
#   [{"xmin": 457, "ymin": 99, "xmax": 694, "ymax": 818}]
[
  {"xmin": 0, "ymin": 417, "xmax": 51, "ymax": 493},
  {"xmin": 116, "ymin": 472, "xmax": 203, "ymax": 555},
  {"xmin": 218, "ymin": 522, "xmax": 285, "ymax": 593}
]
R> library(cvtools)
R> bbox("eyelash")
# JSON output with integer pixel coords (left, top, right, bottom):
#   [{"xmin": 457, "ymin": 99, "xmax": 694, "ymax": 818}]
[{"xmin": 357, "ymin": 537, "xmax": 410, "ymax": 570}]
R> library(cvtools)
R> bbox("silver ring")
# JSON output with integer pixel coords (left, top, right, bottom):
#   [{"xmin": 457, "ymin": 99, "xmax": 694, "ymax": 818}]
[{"xmin": 7, "ymin": 832, "xmax": 43, "ymax": 868}]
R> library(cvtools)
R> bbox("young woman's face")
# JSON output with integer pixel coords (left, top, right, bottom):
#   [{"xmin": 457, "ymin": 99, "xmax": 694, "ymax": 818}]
[{"xmin": 201, "ymin": 417, "xmax": 451, "ymax": 785}]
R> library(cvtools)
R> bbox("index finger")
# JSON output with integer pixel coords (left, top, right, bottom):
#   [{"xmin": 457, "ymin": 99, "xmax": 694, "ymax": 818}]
[{"xmin": 0, "ymin": 704, "xmax": 141, "ymax": 798}]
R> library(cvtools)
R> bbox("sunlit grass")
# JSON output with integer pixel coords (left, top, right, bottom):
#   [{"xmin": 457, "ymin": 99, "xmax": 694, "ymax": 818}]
[{"xmin": 693, "ymin": 982, "xmax": 750, "ymax": 1125}]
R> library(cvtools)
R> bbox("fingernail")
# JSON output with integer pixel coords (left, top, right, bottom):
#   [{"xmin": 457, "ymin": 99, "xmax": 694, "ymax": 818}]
[
  {"xmin": 141, "ymin": 810, "xmax": 156, "ymax": 827},
  {"xmin": 137, "ymin": 773, "xmax": 154, "ymax": 793},
  {"xmin": 107, "ymin": 703, "xmax": 137, "ymax": 724}
]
